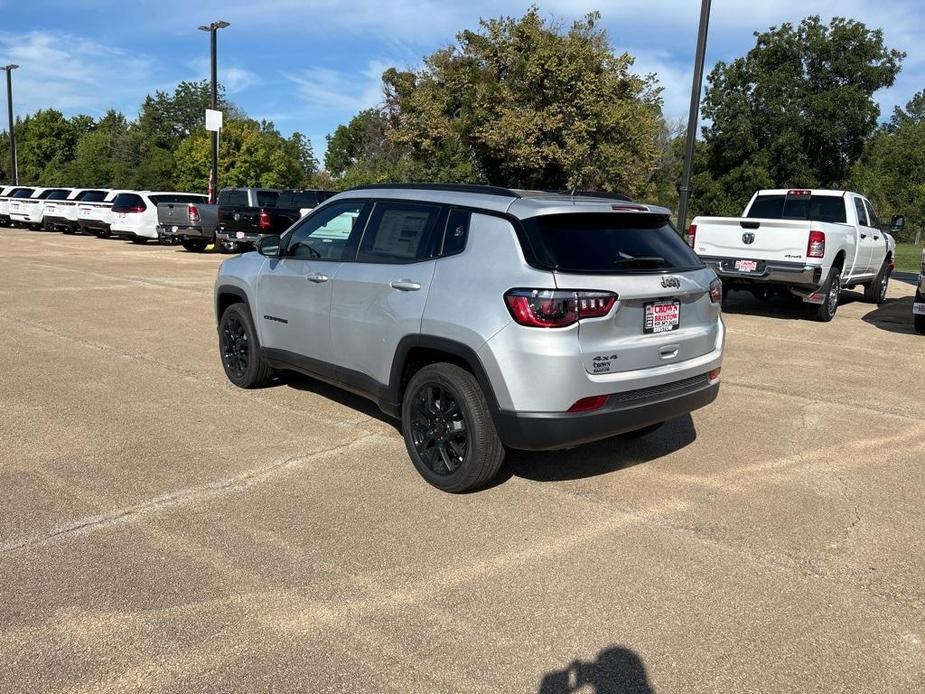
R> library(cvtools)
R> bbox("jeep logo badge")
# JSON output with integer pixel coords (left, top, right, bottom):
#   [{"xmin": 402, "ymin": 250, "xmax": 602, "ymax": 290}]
[
  {"xmin": 742, "ymin": 232, "xmax": 755, "ymax": 245},
  {"xmin": 660, "ymin": 276, "xmax": 681, "ymax": 289}
]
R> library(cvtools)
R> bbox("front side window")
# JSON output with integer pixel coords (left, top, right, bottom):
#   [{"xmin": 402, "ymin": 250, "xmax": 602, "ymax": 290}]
[
  {"xmin": 864, "ymin": 200, "xmax": 880, "ymax": 228},
  {"xmin": 286, "ymin": 201, "xmax": 367, "ymax": 261},
  {"xmin": 356, "ymin": 201, "xmax": 443, "ymax": 263}
]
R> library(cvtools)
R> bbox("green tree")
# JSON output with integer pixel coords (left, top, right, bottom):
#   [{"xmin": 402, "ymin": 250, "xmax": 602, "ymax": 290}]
[
  {"xmin": 851, "ymin": 90, "xmax": 925, "ymax": 241},
  {"xmin": 14, "ymin": 110, "xmax": 94, "ymax": 185},
  {"xmin": 324, "ymin": 108, "xmax": 402, "ymax": 187},
  {"xmin": 174, "ymin": 118, "xmax": 307, "ymax": 192},
  {"xmin": 695, "ymin": 16, "xmax": 904, "ymax": 215},
  {"xmin": 374, "ymin": 7, "xmax": 662, "ymax": 195},
  {"xmin": 64, "ymin": 110, "xmax": 131, "ymax": 187}
]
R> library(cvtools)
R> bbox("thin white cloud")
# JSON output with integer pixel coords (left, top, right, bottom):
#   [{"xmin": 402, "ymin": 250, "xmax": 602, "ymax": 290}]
[
  {"xmin": 187, "ymin": 57, "xmax": 260, "ymax": 94},
  {"xmin": 283, "ymin": 59, "xmax": 391, "ymax": 115},
  {"xmin": 0, "ymin": 30, "xmax": 153, "ymax": 116}
]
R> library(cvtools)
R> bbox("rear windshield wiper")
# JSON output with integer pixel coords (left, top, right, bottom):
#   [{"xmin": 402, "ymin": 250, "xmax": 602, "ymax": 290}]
[{"xmin": 612, "ymin": 255, "xmax": 667, "ymax": 268}]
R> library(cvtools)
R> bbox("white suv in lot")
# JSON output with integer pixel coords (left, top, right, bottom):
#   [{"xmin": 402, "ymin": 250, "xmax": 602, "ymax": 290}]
[
  {"xmin": 110, "ymin": 191, "xmax": 208, "ymax": 243},
  {"xmin": 214, "ymin": 185, "xmax": 725, "ymax": 492},
  {"xmin": 9, "ymin": 187, "xmax": 72, "ymax": 229}
]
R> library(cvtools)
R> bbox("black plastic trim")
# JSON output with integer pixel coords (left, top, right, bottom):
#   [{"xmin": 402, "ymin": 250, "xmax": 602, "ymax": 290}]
[
  {"xmin": 497, "ymin": 382, "xmax": 719, "ymax": 451},
  {"xmin": 346, "ymin": 183, "xmax": 522, "ymax": 198},
  {"xmin": 214, "ymin": 285, "xmax": 251, "ymax": 323}
]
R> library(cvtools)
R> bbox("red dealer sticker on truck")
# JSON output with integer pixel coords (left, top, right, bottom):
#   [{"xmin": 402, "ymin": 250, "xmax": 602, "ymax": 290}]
[{"xmin": 734, "ymin": 259, "xmax": 758, "ymax": 272}]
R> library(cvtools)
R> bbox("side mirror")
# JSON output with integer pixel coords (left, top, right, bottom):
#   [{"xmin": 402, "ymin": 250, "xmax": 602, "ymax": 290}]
[
  {"xmin": 257, "ymin": 235, "xmax": 282, "ymax": 258},
  {"xmin": 890, "ymin": 214, "xmax": 905, "ymax": 233}
]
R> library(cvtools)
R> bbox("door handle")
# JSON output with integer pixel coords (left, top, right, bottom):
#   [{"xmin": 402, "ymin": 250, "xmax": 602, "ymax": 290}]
[
  {"xmin": 389, "ymin": 280, "xmax": 422, "ymax": 292},
  {"xmin": 306, "ymin": 272, "xmax": 329, "ymax": 283}
]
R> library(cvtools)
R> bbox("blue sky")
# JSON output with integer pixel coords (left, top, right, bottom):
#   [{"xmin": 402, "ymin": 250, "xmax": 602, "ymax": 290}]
[{"xmin": 1, "ymin": 0, "xmax": 923, "ymax": 164}]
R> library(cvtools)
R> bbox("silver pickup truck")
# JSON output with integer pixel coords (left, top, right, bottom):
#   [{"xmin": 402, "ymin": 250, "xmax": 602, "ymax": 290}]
[{"xmin": 156, "ymin": 200, "xmax": 219, "ymax": 252}]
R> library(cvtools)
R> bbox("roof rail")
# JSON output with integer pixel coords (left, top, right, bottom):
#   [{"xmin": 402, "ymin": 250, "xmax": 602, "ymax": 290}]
[
  {"xmin": 553, "ymin": 189, "xmax": 633, "ymax": 202},
  {"xmin": 346, "ymin": 183, "xmax": 522, "ymax": 198}
]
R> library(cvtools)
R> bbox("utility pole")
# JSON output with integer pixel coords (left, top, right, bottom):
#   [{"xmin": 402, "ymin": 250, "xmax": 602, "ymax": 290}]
[
  {"xmin": 677, "ymin": 0, "xmax": 712, "ymax": 235},
  {"xmin": 198, "ymin": 21, "xmax": 230, "ymax": 203},
  {"xmin": 2, "ymin": 64, "xmax": 19, "ymax": 185}
]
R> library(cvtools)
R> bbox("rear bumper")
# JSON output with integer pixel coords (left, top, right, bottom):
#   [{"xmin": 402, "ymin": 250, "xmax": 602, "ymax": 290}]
[
  {"xmin": 216, "ymin": 229, "xmax": 264, "ymax": 244},
  {"xmin": 43, "ymin": 215, "xmax": 74, "ymax": 228},
  {"xmin": 157, "ymin": 224, "xmax": 209, "ymax": 240},
  {"xmin": 496, "ymin": 376, "xmax": 719, "ymax": 451},
  {"xmin": 701, "ymin": 256, "xmax": 823, "ymax": 288},
  {"xmin": 79, "ymin": 220, "xmax": 110, "ymax": 232}
]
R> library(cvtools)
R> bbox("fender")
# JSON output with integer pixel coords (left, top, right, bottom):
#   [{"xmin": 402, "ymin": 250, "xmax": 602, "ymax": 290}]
[
  {"xmin": 215, "ymin": 284, "xmax": 251, "ymax": 324},
  {"xmin": 385, "ymin": 335, "xmax": 502, "ymax": 421}
]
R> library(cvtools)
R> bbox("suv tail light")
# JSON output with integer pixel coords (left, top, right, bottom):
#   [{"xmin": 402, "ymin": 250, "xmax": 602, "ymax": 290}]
[
  {"xmin": 709, "ymin": 278, "xmax": 723, "ymax": 303},
  {"xmin": 112, "ymin": 205, "xmax": 145, "ymax": 214},
  {"xmin": 188, "ymin": 204, "xmax": 201, "ymax": 224},
  {"xmin": 504, "ymin": 289, "xmax": 617, "ymax": 328},
  {"xmin": 687, "ymin": 223, "xmax": 697, "ymax": 249},
  {"xmin": 259, "ymin": 209, "xmax": 272, "ymax": 230},
  {"xmin": 807, "ymin": 230, "xmax": 825, "ymax": 258}
]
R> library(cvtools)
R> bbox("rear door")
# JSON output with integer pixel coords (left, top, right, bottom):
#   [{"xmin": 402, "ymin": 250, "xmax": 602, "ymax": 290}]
[
  {"xmin": 329, "ymin": 200, "xmax": 444, "ymax": 386},
  {"xmin": 522, "ymin": 212, "xmax": 720, "ymax": 374},
  {"xmin": 255, "ymin": 200, "xmax": 370, "ymax": 364}
]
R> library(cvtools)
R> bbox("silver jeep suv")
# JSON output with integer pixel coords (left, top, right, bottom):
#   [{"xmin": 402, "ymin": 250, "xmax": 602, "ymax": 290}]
[{"xmin": 215, "ymin": 184, "xmax": 725, "ymax": 491}]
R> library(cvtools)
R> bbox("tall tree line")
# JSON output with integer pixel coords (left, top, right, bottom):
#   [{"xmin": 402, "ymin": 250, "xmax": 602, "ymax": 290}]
[{"xmin": 0, "ymin": 80, "xmax": 320, "ymax": 193}]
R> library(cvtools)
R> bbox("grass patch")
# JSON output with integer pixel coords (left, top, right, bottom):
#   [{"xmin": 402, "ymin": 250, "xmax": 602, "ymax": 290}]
[{"xmin": 894, "ymin": 243, "xmax": 923, "ymax": 273}]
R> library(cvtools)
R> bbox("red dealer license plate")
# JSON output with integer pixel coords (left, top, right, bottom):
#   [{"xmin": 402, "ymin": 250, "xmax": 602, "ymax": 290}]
[
  {"xmin": 735, "ymin": 259, "xmax": 758, "ymax": 272},
  {"xmin": 644, "ymin": 300, "xmax": 680, "ymax": 334}
]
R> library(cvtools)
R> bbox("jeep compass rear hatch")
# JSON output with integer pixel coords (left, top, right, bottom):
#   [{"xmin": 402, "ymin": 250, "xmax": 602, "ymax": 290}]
[{"xmin": 519, "ymin": 212, "xmax": 720, "ymax": 374}]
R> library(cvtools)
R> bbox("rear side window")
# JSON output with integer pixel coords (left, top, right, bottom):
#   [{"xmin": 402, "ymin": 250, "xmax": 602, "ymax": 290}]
[
  {"xmin": 79, "ymin": 190, "xmax": 108, "ymax": 202},
  {"xmin": 520, "ymin": 213, "xmax": 702, "ymax": 273},
  {"xmin": 853, "ymin": 198, "xmax": 869, "ymax": 226},
  {"xmin": 256, "ymin": 190, "xmax": 280, "ymax": 207},
  {"xmin": 442, "ymin": 209, "xmax": 470, "ymax": 256},
  {"xmin": 150, "ymin": 194, "xmax": 207, "ymax": 205},
  {"xmin": 276, "ymin": 190, "xmax": 324, "ymax": 208},
  {"xmin": 357, "ymin": 202, "xmax": 442, "ymax": 263},
  {"xmin": 111, "ymin": 193, "xmax": 146, "ymax": 210},
  {"xmin": 219, "ymin": 190, "xmax": 248, "ymax": 207},
  {"xmin": 747, "ymin": 194, "xmax": 846, "ymax": 224}
]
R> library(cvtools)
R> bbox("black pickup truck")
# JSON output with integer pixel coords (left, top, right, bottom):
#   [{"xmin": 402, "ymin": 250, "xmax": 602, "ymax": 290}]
[{"xmin": 215, "ymin": 188, "xmax": 335, "ymax": 248}]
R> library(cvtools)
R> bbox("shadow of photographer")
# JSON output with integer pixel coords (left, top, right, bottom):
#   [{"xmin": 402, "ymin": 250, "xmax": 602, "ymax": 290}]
[{"xmin": 539, "ymin": 646, "xmax": 653, "ymax": 694}]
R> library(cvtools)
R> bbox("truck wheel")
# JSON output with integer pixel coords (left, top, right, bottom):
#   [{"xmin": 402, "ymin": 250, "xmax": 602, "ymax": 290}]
[
  {"xmin": 181, "ymin": 239, "xmax": 208, "ymax": 252},
  {"xmin": 401, "ymin": 363, "xmax": 505, "ymax": 493},
  {"xmin": 218, "ymin": 303, "xmax": 273, "ymax": 388},
  {"xmin": 814, "ymin": 267, "xmax": 841, "ymax": 322},
  {"xmin": 863, "ymin": 261, "xmax": 891, "ymax": 304}
]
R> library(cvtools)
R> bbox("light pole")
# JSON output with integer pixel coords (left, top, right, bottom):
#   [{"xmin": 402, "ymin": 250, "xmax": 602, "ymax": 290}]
[
  {"xmin": 677, "ymin": 0, "xmax": 711, "ymax": 235},
  {"xmin": 1, "ymin": 64, "xmax": 19, "ymax": 185},
  {"xmin": 198, "ymin": 20, "xmax": 230, "ymax": 203}
]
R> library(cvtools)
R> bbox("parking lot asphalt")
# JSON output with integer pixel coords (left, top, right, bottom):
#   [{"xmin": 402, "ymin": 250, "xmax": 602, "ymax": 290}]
[{"xmin": 0, "ymin": 227, "xmax": 922, "ymax": 693}]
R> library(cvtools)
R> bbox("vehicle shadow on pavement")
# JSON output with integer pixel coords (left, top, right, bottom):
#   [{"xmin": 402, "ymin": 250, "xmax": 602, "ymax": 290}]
[
  {"xmin": 503, "ymin": 414, "xmax": 696, "ymax": 484},
  {"xmin": 862, "ymin": 296, "xmax": 918, "ymax": 335},
  {"xmin": 278, "ymin": 372, "xmax": 402, "ymax": 431},
  {"xmin": 538, "ymin": 646, "xmax": 654, "ymax": 694},
  {"xmin": 721, "ymin": 288, "xmax": 871, "ymax": 320}
]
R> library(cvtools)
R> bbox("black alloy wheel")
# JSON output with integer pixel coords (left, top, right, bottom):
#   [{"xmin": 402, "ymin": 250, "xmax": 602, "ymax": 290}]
[
  {"xmin": 221, "ymin": 313, "xmax": 250, "ymax": 381},
  {"xmin": 408, "ymin": 382, "xmax": 469, "ymax": 476}
]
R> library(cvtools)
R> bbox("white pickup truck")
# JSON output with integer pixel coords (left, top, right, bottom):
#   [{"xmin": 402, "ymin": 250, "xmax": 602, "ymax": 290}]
[
  {"xmin": 691, "ymin": 189, "xmax": 899, "ymax": 321},
  {"xmin": 914, "ymin": 248, "xmax": 925, "ymax": 335}
]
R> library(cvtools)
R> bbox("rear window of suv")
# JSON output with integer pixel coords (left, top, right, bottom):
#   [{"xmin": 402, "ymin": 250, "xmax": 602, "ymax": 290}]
[
  {"xmin": 111, "ymin": 193, "xmax": 146, "ymax": 210},
  {"xmin": 79, "ymin": 190, "xmax": 108, "ymax": 202},
  {"xmin": 45, "ymin": 189, "xmax": 71, "ymax": 200},
  {"xmin": 520, "ymin": 213, "xmax": 703, "ymax": 273},
  {"xmin": 747, "ymin": 194, "xmax": 847, "ymax": 224}
]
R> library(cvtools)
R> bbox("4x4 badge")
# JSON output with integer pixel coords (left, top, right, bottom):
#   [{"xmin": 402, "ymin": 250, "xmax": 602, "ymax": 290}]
[{"xmin": 660, "ymin": 276, "xmax": 681, "ymax": 289}]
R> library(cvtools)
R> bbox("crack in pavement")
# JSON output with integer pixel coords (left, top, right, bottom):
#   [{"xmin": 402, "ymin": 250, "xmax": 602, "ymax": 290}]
[{"xmin": 0, "ymin": 433, "xmax": 379, "ymax": 554}]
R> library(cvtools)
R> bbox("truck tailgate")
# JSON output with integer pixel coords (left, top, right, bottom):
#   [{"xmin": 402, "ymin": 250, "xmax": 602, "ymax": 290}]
[
  {"xmin": 694, "ymin": 217, "xmax": 813, "ymax": 262},
  {"xmin": 158, "ymin": 203, "xmax": 190, "ymax": 227}
]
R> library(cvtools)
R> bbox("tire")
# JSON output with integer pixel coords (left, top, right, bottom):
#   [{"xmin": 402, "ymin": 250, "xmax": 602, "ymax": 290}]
[
  {"xmin": 218, "ymin": 303, "xmax": 273, "ymax": 388},
  {"xmin": 863, "ymin": 260, "xmax": 891, "ymax": 304},
  {"xmin": 814, "ymin": 266, "xmax": 842, "ymax": 322},
  {"xmin": 401, "ymin": 363, "xmax": 505, "ymax": 493},
  {"xmin": 915, "ymin": 290, "xmax": 925, "ymax": 335},
  {"xmin": 182, "ymin": 239, "xmax": 209, "ymax": 252},
  {"xmin": 616, "ymin": 422, "xmax": 665, "ymax": 440},
  {"xmin": 130, "ymin": 237, "xmax": 148, "ymax": 245}
]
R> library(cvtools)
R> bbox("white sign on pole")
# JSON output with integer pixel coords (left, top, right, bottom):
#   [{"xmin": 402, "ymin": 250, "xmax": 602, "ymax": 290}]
[{"xmin": 205, "ymin": 109, "xmax": 223, "ymax": 132}]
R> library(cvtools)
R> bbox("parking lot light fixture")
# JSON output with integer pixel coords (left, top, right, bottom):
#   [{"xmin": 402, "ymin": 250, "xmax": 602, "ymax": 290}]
[
  {"xmin": 1, "ymin": 63, "xmax": 19, "ymax": 185},
  {"xmin": 197, "ymin": 21, "xmax": 230, "ymax": 203}
]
